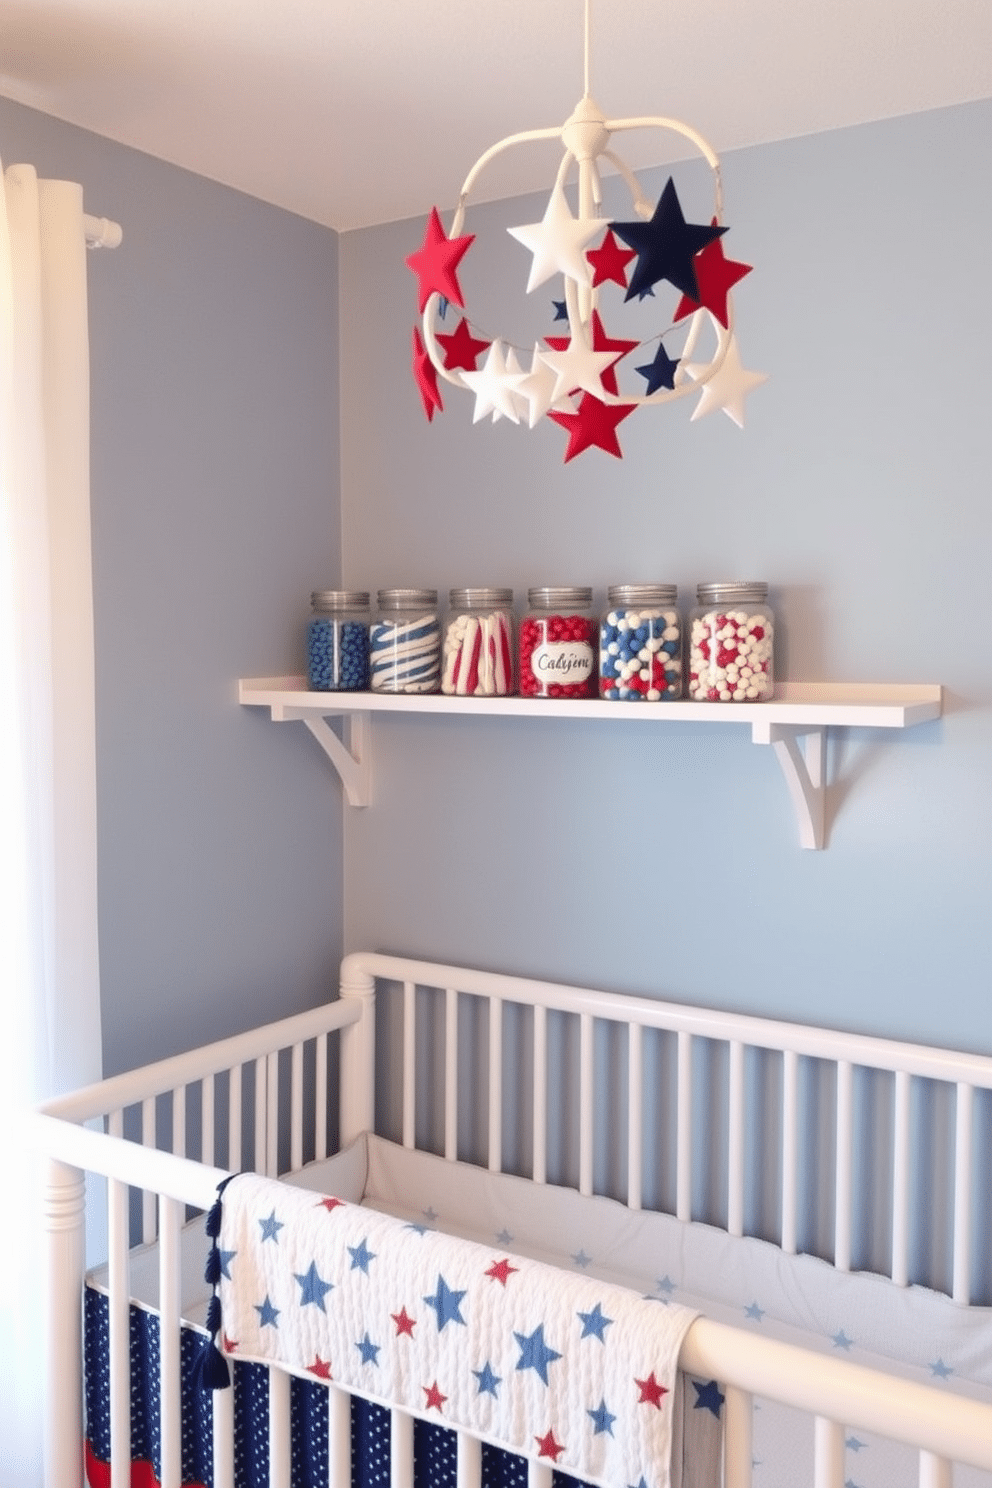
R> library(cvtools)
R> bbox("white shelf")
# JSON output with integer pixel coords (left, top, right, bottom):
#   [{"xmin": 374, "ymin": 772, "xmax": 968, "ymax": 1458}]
[{"xmin": 239, "ymin": 677, "xmax": 943, "ymax": 850}]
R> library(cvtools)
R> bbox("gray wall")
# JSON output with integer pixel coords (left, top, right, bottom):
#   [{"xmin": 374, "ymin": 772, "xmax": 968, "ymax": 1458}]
[
  {"xmin": 341, "ymin": 100, "xmax": 992, "ymax": 1055},
  {"xmin": 0, "ymin": 98, "xmax": 345, "ymax": 1074}
]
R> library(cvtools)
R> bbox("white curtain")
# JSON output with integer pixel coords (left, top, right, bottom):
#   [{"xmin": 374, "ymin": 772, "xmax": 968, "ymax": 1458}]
[{"xmin": 0, "ymin": 162, "xmax": 103, "ymax": 1485}]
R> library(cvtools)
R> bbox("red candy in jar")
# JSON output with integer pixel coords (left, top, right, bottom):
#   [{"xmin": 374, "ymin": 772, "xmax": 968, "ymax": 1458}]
[{"xmin": 519, "ymin": 586, "xmax": 597, "ymax": 698}]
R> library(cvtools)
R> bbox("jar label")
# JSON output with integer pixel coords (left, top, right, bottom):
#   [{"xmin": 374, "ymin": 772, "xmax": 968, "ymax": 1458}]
[{"xmin": 530, "ymin": 640, "xmax": 594, "ymax": 682}]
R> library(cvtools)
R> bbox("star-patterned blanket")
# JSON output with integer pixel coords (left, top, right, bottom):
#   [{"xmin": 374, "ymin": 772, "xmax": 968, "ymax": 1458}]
[{"xmin": 210, "ymin": 1171, "xmax": 699, "ymax": 1488}]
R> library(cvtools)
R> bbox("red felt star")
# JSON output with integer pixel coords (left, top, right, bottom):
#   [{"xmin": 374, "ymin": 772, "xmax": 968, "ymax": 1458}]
[
  {"xmin": 586, "ymin": 227, "xmax": 637, "ymax": 288},
  {"xmin": 436, "ymin": 316, "xmax": 490, "ymax": 372},
  {"xmin": 412, "ymin": 326, "xmax": 444, "ymax": 422},
  {"xmin": 545, "ymin": 311, "xmax": 638, "ymax": 395},
  {"xmin": 222, "ymin": 1332, "xmax": 239, "ymax": 1354},
  {"xmin": 673, "ymin": 221, "xmax": 752, "ymax": 328},
  {"xmin": 405, "ymin": 206, "xmax": 475, "ymax": 313},
  {"xmin": 308, "ymin": 1355, "xmax": 333, "ymax": 1379},
  {"xmin": 423, "ymin": 1380, "xmax": 447, "ymax": 1412},
  {"xmin": 548, "ymin": 392, "xmax": 637, "ymax": 461},
  {"xmin": 635, "ymin": 1371, "xmax": 669, "ymax": 1408},
  {"xmin": 535, "ymin": 1428, "xmax": 566, "ymax": 1462},
  {"xmin": 485, "ymin": 1257, "xmax": 519, "ymax": 1286},
  {"xmin": 317, "ymin": 1196, "xmax": 346, "ymax": 1215},
  {"xmin": 391, "ymin": 1306, "xmax": 417, "ymax": 1337}
]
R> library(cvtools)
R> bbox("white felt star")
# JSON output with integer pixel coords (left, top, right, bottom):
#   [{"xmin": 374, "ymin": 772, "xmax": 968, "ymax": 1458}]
[
  {"xmin": 683, "ymin": 330, "xmax": 768, "ymax": 428},
  {"xmin": 539, "ymin": 336, "xmax": 619, "ymax": 404},
  {"xmin": 493, "ymin": 346, "xmax": 527, "ymax": 424},
  {"xmin": 460, "ymin": 339, "xmax": 526, "ymax": 423},
  {"xmin": 507, "ymin": 185, "xmax": 602, "ymax": 293},
  {"xmin": 514, "ymin": 344, "xmax": 573, "ymax": 427}
]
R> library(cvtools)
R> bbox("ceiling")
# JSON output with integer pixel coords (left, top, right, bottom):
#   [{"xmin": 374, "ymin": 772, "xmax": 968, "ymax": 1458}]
[{"xmin": 2, "ymin": 0, "xmax": 992, "ymax": 233}]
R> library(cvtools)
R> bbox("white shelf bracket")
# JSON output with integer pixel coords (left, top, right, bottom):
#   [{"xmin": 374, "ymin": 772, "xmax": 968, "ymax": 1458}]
[
  {"xmin": 751, "ymin": 722, "xmax": 825, "ymax": 850},
  {"xmin": 275, "ymin": 707, "xmax": 372, "ymax": 807}
]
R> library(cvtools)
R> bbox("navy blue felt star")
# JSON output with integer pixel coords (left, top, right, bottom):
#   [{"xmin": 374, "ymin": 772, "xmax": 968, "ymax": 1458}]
[
  {"xmin": 473, "ymin": 1361, "xmax": 502, "ymax": 1397},
  {"xmin": 612, "ymin": 178, "xmax": 726, "ymax": 302},
  {"xmin": 294, "ymin": 1261, "xmax": 334, "ymax": 1310},
  {"xmin": 355, "ymin": 1332, "xmax": 380, "ymax": 1365},
  {"xmin": 577, "ymin": 1302, "xmax": 613, "ymax": 1342},
  {"xmin": 514, "ymin": 1323, "xmax": 562, "ymax": 1385},
  {"xmin": 258, "ymin": 1210, "xmax": 283, "ymax": 1243},
  {"xmin": 588, "ymin": 1398, "xmax": 616, "ymax": 1436},
  {"xmin": 255, "ymin": 1294, "xmax": 280, "ymax": 1328},
  {"xmin": 424, "ymin": 1274, "xmax": 467, "ymax": 1331},
  {"xmin": 636, "ymin": 341, "xmax": 680, "ymax": 394},
  {"xmin": 348, "ymin": 1238, "xmax": 376, "ymax": 1273},
  {"xmin": 693, "ymin": 1379, "xmax": 725, "ymax": 1417},
  {"xmin": 552, "ymin": 299, "xmax": 568, "ymax": 321}
]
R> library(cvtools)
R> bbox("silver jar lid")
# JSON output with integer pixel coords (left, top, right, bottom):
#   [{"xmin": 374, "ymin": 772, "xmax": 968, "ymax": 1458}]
[
  {"xmin": 377, "ymin": 587, "xmax": 438, "ymax": 610},
  {"xmin": 607, "ymin": 583, "xmax": 677, "ymax": 606},
  {"xmin": 448, "ymin": 587, "xmax": 514, "ymax": 609},
  {"xmin": 311, "ymin": 589, "xmax": 370, "ymax": 610},
  {"xmin": 696, "ymin": 581, "xmax": 768, "ymax": 604},
  {"xmin": 527, "ymin": 586, "xmax": 593, "ymax": 609}
]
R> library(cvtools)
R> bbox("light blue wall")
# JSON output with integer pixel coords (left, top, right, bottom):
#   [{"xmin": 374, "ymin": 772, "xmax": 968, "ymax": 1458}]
[
  {"xmin": 0, "ymin": 98, "xmax": 345, "ymax": 1074},
  {"xmin": 340, "ymin": 100, "xmax": 992, "ymax": 1054}
]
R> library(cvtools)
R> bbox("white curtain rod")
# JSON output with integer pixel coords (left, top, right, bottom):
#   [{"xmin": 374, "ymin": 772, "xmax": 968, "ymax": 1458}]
[{"xmin": 83, "ymin": 213, "xmax": 122, "ymax": 249}]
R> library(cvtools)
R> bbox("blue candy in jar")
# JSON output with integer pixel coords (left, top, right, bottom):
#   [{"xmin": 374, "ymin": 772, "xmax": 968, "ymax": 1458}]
[
  {"xmin": 307, "ymin": 590, "xmax": 371, "ymax": 691},
  {"xmin": 599, "ymin": 584, "xmax": 682, "ymax": 700}
]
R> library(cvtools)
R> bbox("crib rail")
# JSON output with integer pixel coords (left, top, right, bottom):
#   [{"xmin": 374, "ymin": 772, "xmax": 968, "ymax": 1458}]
[{"xmin": 343, "ymin": 952, "xmax": 992, "ymax": 1306}]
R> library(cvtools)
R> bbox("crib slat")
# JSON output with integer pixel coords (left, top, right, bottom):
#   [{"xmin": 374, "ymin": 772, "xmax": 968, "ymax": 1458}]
[
  {"xmin": 952, "ymin": 1081, "xmax": 973, "ymax": 1305},
  {"xmin": 291, "ymin": 1040, "xmax": 304, "ymax": 1171},
  {"xmin": 627, "ymin": 1021, "xmax": 643, "ymax": 1211},
  {"xmin": 269, "ymin": 1367, "xmax": 292, "ymax": 1486},
  {"xmin": 834, "ymin": 1059, "xmax": 853, "ymax": 1272},
  {"xmin": 266, "ymin": 1052, "xmax": 279, "ymax": 1177},
  {"xmin": 202, "ymin": 1073, "xmax": 216, "ymax": 1166},
  {"xmin": 813, "ymin": 1416, "xmax": 845, "ymax": 1488},
  {"xmin": 212, "ymin": 1384, "xmax": 234, "ymax": 1488},
  {"xmin": 403, "ymin": 980, "xmax": 416, "ymax": 1149},
  {"xmin": 172, "ymin": 1083, "xmax": 186, "ymax": 1158},
  {"xmin": 489, "ymin": 995, "xmax": 503, "ymax": 1172},
  {"xmin": 229, "ymin": 1063, "xmax": 242, "ymax": 1171},
  {"xmin": 327, "ymin": 1384, "xmax": 350, "ymax": 1488},
  {"xmin": 159, "ymin": 1195, "xmax": 182, "ymax": 1488},
  {"xmin": 579, "ymin": 1012, "xmax": 593, "ymax": 1197},
  {"xmin": 724, "ymin": 1385, "xmax": 753, "ymax": 1488},
  {"xmin": 728, "ymin": 1038, "xmax": 745, "ymax": 1237},
  {"xmin": 919, "ymin": 1450, "xmax": 953, "ymax": 1488},
  {"xmin": 445, "ymin": 987, "xmax": 459, "ymax": 1161},
  {"xmin": 781, "ymin": 1048, "xmax": 798, "ymax": 1254},
  {"xmin": 107, "ymin": 1176, "xmax": 131, "ymax": 1488},
  {"xmin": 391, "ymin": 1406, "xmax": 414, "ymax": 1488},
  {"xmin": 254, "ymin": 1058, "xmax": 266, "ymax": 1173},
  {"xmin": 141, "ymin": 1096, "xmax": 156, "ymax": 1243},
  {"xmin": 315, "ymin": 1034, "xmax": 328, "ymax": 1163},
  {"xmin": 892, "ymin": 1068, "xmax": 911, "ymax": 1287},
  {"xmin": 457, "ymin": 1428, "xmax": 481, "ymax": 1488},
  {"xmin": 676, "ymin": 1030, "xmax": 692, "ymax": 1222},
  {"xmin": 533, "ymin": 1003, "xmax": 547, "ymax": 1185}
]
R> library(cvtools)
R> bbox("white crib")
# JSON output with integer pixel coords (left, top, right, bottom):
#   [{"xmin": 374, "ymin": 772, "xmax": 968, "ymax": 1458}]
[{"xmin": 31, "ymin": 951, "xmax": 992, "ymax": 1488}]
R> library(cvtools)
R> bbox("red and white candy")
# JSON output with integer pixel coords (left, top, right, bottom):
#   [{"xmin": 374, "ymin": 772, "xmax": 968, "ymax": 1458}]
[
  {"xmin": 442, "ymin": 610, "xmax": 514, "ymax": 696},
  {"xmin": 689, "ymin": 607, "xmax": 773, "ymax": 701}
]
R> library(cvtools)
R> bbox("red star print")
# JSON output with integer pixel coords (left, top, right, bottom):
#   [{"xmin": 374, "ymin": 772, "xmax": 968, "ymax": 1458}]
[
  {"xmin": 308, "ymin": 1355, "xmax": 333, "ymax": 1379},
  {"xmin": 391, "ymin": 1306, "xmax": 416, "ymax": 1337},
  {"xmin": 548, "ymin": 392, "xmax": 637, "ymax": 461},
  {"xmin": 423, "ymin": 1380, "xmax": 447, "ymax": 1412},
  {"xmin": 412, "ymin": 326, "xmax": 444, "ymax": 422},
  {"xmin": 436, "ymin": 316, "xmax": 490, "ymax": 372},
  {"xmin": 222, "ymin": 1332, "xmax": 239, "ymax": 1354},
  {"xmin": 635, "ymin": 1371, "xmax": 669, "ymax": 1408},
  {"xmin": 545, "ymin": 311, "xmax": 638, "ymax": 395},
  {"xmin": 586, "ymin": 227, "xmax": 637, "ymax": 288},
  {"xmin": 317, "ymin": 1196, "xmax": 346, "ymax": 1215},
  {"xmin": 405, "ymin": 205, "xmax": 475, "ymax": 313},
  {"xmin": 485, "ymin": 1257, "xmax": 519, "ymax": 1286},
  {"xmin": 673, "ymin": 221, "xmax": 752, "ymax": 328},
  {"xmin": 535, "ymin": 1428, "xmax": 565, "ymax": 1462}
]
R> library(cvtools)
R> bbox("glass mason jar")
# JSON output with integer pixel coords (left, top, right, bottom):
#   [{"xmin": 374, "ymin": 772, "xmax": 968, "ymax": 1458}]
[
  {"xmin": 442, "ymin": 588, "xmax": 515, "ymax": 696},
  {"xmin": 600, "ymin": 584, "xmax": 682, "ymax": 700},
  {"xmin": 519, "ymin": 586, "xmax": 596, "ymax": 698},
  {"xmin": 370, "ymin": 588, "xmax": 441, "ymax": 693},
  {"xmin": 688, "ymin": 582, "xmax": 774, "ymax": 701},
  {"xmin": 306, "ymin": 590, "xmax": 371, "ymax": 691}
]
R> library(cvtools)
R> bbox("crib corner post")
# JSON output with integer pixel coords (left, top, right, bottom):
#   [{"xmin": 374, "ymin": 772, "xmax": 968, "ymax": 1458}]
[
  {"xmin": 339, "ymin": 956, "xmax": 376, "ymax": 1145},
  {"xmin": 40, "ymin": 1154, "xmax": 86, "ymax": 1488}
]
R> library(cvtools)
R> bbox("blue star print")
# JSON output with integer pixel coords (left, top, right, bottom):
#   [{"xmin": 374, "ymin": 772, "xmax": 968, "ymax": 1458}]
[
  {"xmin": 258, "ymin": 1210, "xmax": 283, "ymax": 1242},
  {"xmin": 832, "ymin": 1330, "xmax": 854, "ymax": 1350},
  {"xmin": 348, "ymin": 1238, "xmax": 376, "ymax": 1273},
  {"xmin": 218, "ymin": 1249, "xmax": 236, "ymax": 1279},
  {"xmin": 294, "ymin": 1261, "xmax": 334, "ymax": 1310},
  {"xmin": 572, "ymin": 1249, "xmax": 592, "ymax": 1268},
  {"xmin": 930, "ymin": 1359, "xmax": 954, "ymax": 1378},
  {"xmin": 356, "ymin": 1332, "xmax": 380, "ymax": 1365},
  {"xmin": 514, "ymin": 1324, "xmax": 562, "ymax": 1385},
  {"xmin": 473, "ymin": 1361, "xmax": 501, "ymax": 1397},
  {"xmin": 744, "ymin": 1301, "xmax": 765, "ymax": 1321},
  {"xmin": 424, "ymin": 1274, "xmax": 467, "ymax": 1331},
  {"xmin": 577, "ymin": 1302, "xmax": 613, "ymax": 1341},
  {"xmin": 588, "ymin": 1398, "xmax": 616, "ymax": 1436},
  {"xmin": 693, "ymin": 1379, "xmax": 725, "ymax": 1417},
  {"xmin": 496, "ymin": 1228, "xmax": 513, "ymax": 1245},
  {"xmin": 656, "ymin": 1276, "xmax": 676, "ymax": 1296},
  {"xmin": 255, "ymin": 1295, "xmax": 280, "ymax": 1328}
]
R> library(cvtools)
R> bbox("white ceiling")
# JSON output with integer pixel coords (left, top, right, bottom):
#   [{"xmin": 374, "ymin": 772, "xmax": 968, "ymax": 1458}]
[{"xmin": 2, "ymin": 0, "xmax": 992, "ymax": 233}]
